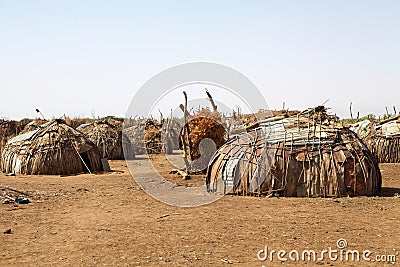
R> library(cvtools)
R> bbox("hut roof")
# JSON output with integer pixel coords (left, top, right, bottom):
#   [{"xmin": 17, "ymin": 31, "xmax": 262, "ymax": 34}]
[{"xmin": 375, "ymin": 117, "xmax": 400, "ymax": 137}]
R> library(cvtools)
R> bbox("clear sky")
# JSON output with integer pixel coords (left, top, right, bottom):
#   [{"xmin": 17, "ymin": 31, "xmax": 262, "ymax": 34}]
[{"xmin": 0, "ymin": 0, "xmax": 399, "ymax": 120}]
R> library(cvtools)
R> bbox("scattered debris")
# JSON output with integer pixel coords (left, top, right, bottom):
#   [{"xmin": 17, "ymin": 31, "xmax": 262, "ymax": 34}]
[
  {"xmin": 221, "ymin": 258, "xmax": 233, "ymax": 264},
  {"xmin": 3, "ymin": 229, "xmax": 12, "ymax": 234},
  {"xmin": 157, "ymin": 214, "xmax": 170, "ymax": 219},
  {"xmin": 97, "ymin": 227, "xmax": 111, "ymax": 232},
  {"xmin": 170, "ymin": 169, "xmax": 190, "ymax": 180},
  {"xmin": 14, "ymin": 198, "xmax": 30, "ymax": 204}
]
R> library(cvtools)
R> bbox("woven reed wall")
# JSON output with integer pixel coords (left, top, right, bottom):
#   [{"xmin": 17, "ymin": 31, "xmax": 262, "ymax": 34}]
[{"xmin": 367, "ymin": 136, "xmax": 400, "ymax": 163}]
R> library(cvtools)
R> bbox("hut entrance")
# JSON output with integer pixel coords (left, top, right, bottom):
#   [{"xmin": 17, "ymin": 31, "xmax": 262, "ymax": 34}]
[{"xmin": 80, "ymin": 152, "xmax": 92, "ymax": 172}]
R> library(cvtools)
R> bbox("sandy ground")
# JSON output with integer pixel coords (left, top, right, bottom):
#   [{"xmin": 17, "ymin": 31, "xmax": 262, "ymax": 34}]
[{"xmin": 0, "ymin": 156, "xmax": 399, "ymax": 266}]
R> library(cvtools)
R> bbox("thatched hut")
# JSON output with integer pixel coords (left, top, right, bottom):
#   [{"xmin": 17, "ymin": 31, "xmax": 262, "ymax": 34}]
[
  {"xmin": 1, "ymin": 119, "xmax": 102, "ymax": 175},
  {"xmin": 123, "ymin": 119, "xmax": 147, "ymax": 155},
  {"xmin": 77, "ymin": 120, "xmax": 134, "ymax": 160},
  {"xmin": 144, "ymin": 120, "xmax": 163, "ymax": 154},
  {"xmin": 123, "ymin": 117, "xmax": 181, "ymax": 155},
  {"xmin": 179, "ymin": 90, "xmax": 228, "ymax": 173},
  {"xmin": 180, "ymin": 108, "xmax": 227, "ymax": 173},
  {"xmin": 206, "ymin": 107, "xmax": 381, "ymax": 197},
  {"xmin": 0, "ymin": 119, "xmax": 31, "ymax": 165},
  {"xmin": 365, "ymin": 115, "xmax": 400, "ymax": 163}
]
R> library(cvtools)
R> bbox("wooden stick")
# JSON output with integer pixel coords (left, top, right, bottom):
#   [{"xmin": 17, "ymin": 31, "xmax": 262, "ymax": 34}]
[
  {"xmin": 205, "ymin": 88, "xmax": 218, "ymax": 112},
  {"xmin": 170, "ymin": 169, "xmax": 190, "ymax": 180},
  {"xmin": 179, "ymin": 104, "xmax": 192, "ymax": 119},
  {"xmin": 181, "ymin": 91, "xmax": 192, "ymax": 169},
  {"xmin": 349, "ymin": 102, "xmax": 353, "ymax": 120}
]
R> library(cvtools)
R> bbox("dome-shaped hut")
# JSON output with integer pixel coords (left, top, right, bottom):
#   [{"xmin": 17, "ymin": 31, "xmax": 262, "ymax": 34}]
[
  {"xmin": 206, "ymin": 107, "xmax": 381, "ymax": 197},
  {"xmin": 362, "ymin": 116, "xmax": 400, "ymax": 163},
  {"xmin": 77, "ymin": 120, "xmax": 134, "ymax": 160},
  {"xmin": 1, "ymin": 119, "xmax": 102, "ymax": 175}
]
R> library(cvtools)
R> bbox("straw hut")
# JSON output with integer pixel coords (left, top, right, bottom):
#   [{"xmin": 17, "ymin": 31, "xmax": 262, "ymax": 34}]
[
  {"xmin": 365, "ymin": 115, "xmax": 400, "ymax": 163},
  {"xmin": 123, "ymin": 118, "xmax": 147, "ymax": 155},
  {"xmin": 0, "ymin": 119, "xmax": 30, "ymax": 165},
  {"xmin": 179, "ymin": 90, "xmax": 228, "ymax": 173},
  {"xmin": 77, "ymin": 120, "xmax": 134, "ymax": 160},
  {"xmin": 144, "ymin": 120, "xmax": 163, "ymax": 154},
  {"xmin": 180, "ymin": 109, "xmax": 227, "ymax": 172},
  {"xmin": 1, "ymin": 119, "xmax": 102, "ymax": 175},
  {"xmin": 206, "ymin": 106, "xmax": 381, "ymax": 197}
]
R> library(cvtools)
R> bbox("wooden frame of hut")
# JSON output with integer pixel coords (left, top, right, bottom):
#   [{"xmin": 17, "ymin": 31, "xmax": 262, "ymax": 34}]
[
  {"xmin": 1, "ymin": 119, "xmax": 102, "ymax": 175},
  {"xmin": 206, "ymin": 107, "xmax": 381, "ymax": 197},
  {"xmin": 77, "ymin": 120, "xmax": 134, "ymax": 160}
]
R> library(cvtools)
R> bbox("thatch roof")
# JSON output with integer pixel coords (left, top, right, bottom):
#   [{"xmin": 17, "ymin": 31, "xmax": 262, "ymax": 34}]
[
  {"xmin": 20, "ymin": 119, "xmax": 48, "ymax": 134},
  {"xmin": 1, "ymin": 119, "xmax": 103, "ymax": 175},
  {"xmin": 206, "ymin": 107, "xmax": 381, "ymax": 197},
  {"xmin": 77, "ymin": 119, "xmax": 134, "ymax": 160}
]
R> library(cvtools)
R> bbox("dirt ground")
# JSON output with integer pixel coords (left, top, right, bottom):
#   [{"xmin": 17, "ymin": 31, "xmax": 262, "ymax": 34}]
[{"xmin": 0, "ymin": 156, "xmax": 399, "ymax": 266}]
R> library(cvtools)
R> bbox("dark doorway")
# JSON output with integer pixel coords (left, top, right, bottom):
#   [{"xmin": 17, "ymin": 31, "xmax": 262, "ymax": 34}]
[{"xmin": 80, "ymin": 152, "xmax": 92, "ymax": 172}]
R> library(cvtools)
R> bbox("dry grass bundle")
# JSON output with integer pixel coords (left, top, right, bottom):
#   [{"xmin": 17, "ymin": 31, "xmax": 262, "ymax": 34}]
[
  {"xmin": 207, "ymin": 107, "xmax": 381, "ymax": 197},
  {"xmin": 183, "ymin": 116, "xmax": 226, "ymax": 160},
  {"xmin": 1, "ymin": 119, "xmax": 102, "ymax": 175},
  {"xmin": 195, "ymin": 108, "xmax": 222, "ymax": 120},
  {"xmin": 65, "ymin": 117, "xmax": 92, "ymax": 129}
]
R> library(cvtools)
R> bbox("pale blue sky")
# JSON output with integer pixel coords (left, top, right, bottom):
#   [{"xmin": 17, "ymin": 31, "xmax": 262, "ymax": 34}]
[{"xmin": 0, "ymin": 0, "xmax": 399, "ymax": 120}]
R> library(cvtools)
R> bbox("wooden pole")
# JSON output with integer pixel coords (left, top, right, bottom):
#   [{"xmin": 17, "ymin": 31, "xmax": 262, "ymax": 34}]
[
  {"xmin": 181, "ymin": 91, "xmax": 192, "ymax": 170},
  {"xmin": 205, "ymin": 88, "xmax": 218, "ymax": 112},
  {"xmin": 349, "ymin": 102, "xmax": 353, "ymax": 120},
  {"xmin": 179, "ymin": 104, "xmax": 192, "ymax": 119}
]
